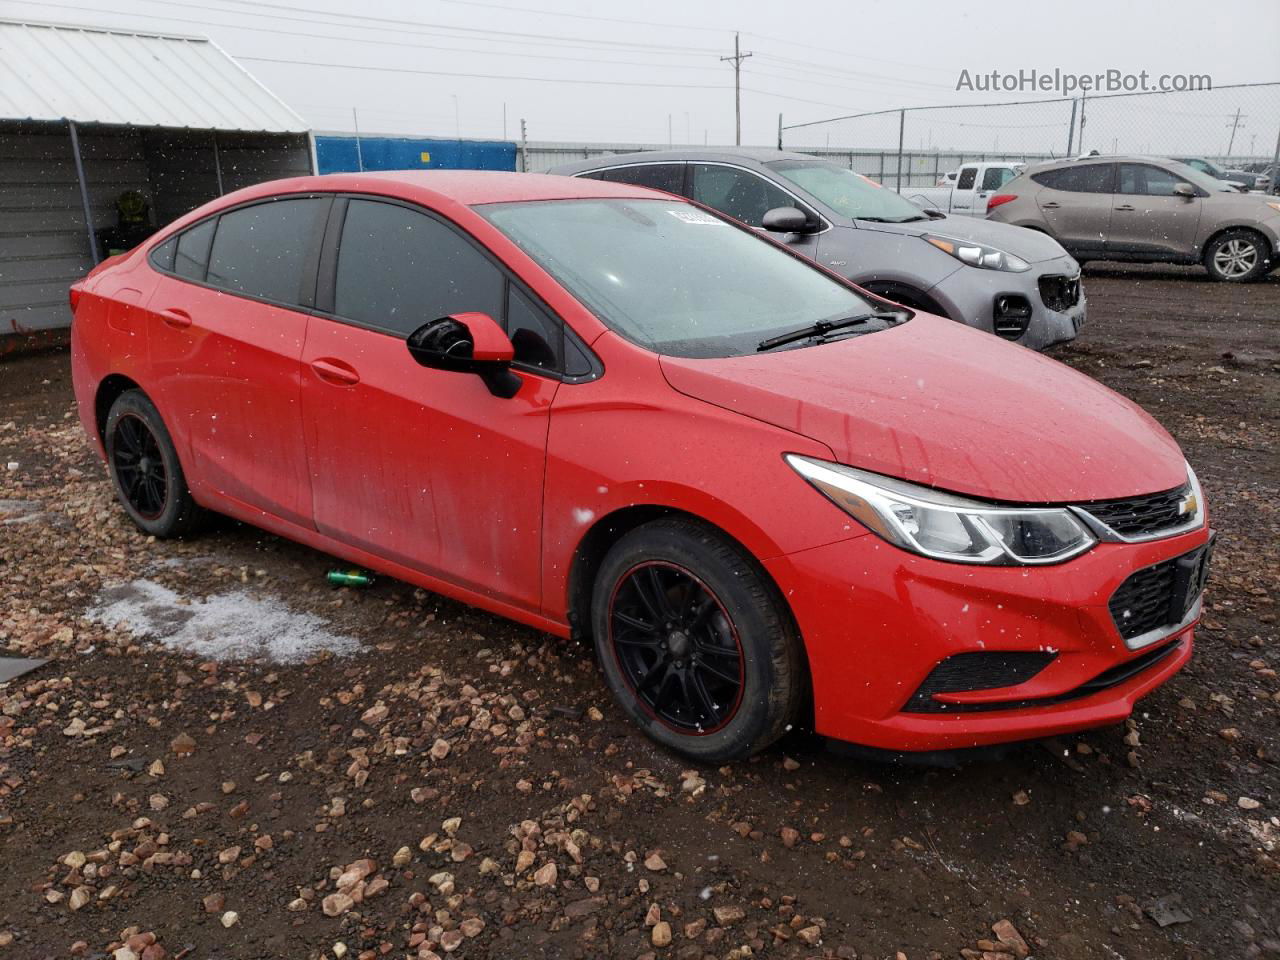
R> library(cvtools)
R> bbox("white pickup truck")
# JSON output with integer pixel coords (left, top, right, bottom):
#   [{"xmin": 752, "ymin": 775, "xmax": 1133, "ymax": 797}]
[{"xmin": 904, "ymin": 161, "xmax": 1025, "ymax": 217}]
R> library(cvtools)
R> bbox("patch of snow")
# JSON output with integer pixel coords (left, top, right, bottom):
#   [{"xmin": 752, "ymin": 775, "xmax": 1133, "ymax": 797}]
[{"xmin": 88, "ymin": 579, "xmax": 361, "ymax": 663}]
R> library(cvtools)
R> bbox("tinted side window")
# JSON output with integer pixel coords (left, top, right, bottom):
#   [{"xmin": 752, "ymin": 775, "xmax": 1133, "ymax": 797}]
[
  {"xmin": 334, "ymin": 199, "xmax": 504, "ymax": 336},
  {"xmin": 151, "ymin": 236, "xmax": 177, "ymax": 272},
  {"xmin": 981, "ymin": 167, "xmax": 1015, "ymax": 190},
  {"xmin": 206, "ymin": 199, "xmax": 325, "ymax": 304},
  {"xmin": 174, "ymin": 219, "xmax": 216, "ymax": 281},
  {"xmin": 507, "ymin": 284, "xmax": 561, "ymax": 372},
  {"xmin": 1118, "ymin": 164, "xmax": 1183, "ymax": 196},
  {"xmin": 690, "ymin": 164, "xmax": 794, "ymax": 227},
  {"xmin": 583, "ymin": 164, "xmax": 684, "ymax": 194},
  {"xmin": 956, "ymin": 166, "xmax": 978, "ymax": 190},
  {"xmin": 1031, "ymin": 163, "xmax": 1114, "ymax": 193}
]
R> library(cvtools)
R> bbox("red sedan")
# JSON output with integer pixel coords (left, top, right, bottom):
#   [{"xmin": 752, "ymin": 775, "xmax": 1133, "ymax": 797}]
[{"xmin": 70, "ymin": 171, "xmax": 1212, "ymax": 761}]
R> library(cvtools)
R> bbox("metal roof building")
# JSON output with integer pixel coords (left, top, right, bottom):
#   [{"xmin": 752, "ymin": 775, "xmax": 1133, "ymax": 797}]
[{"xmin": 0, "ymin": 19, "xmax": 315, "ymax": 335}]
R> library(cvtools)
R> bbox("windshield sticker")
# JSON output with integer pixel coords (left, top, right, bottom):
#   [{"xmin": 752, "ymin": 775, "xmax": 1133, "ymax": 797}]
[{"xmin": 667, "ymin": 209, "xmax": 724, "ymax": 225}]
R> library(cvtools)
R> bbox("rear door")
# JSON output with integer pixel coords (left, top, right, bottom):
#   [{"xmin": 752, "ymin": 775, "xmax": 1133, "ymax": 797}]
[
  {"xmin": 1030, "ymin": 162, "xmax": 1116, "ymax": 254},
  {"xmin": 1109, "ymin": 163, "xmax": 1204, "ymax": 257},
  {"xmin": 146, "ymin": 196, "xmax": 328, "ymax": 528},
  {"xmin": 301, "ymin": 196, "xmax": 561, "ymax": 613}
]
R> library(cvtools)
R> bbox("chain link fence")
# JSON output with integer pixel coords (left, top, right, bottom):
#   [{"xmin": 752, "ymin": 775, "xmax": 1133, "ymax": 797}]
[{"xmin": 780, "ymin": 82, "xmax": 1280, "ymax": 192}]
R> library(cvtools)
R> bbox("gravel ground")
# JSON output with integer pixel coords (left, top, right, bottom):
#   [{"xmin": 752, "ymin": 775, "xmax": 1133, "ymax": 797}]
[{"xmin": 1, "ymin": 263, "xmax": 1277, "ymax": 960}]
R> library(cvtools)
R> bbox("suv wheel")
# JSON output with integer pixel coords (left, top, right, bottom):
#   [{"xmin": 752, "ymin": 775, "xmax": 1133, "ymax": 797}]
[
  {"xmin": 591, "ymin": 518, "xmax": 805, "ymax": 763},
  {"xmin": 1204, "ymin": 229, "xmax": 1270, "ymax": 282}
]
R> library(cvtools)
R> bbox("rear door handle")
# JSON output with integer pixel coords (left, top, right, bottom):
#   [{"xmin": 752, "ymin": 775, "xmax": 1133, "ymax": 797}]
[
  {"xmin": 159, "ymin": 307, "xmax": 192, "ymax": 329},
  {"xmin": 310, "ymin": 357, "xmax": 360, "ymax": 386},
  {"xmin": 1115, "ymin": 204, "xmax": 1136, "ymax": 212},
  {"xmin": 1041, "ymin": 201, "xmax": 1060, "ymax": 209}
]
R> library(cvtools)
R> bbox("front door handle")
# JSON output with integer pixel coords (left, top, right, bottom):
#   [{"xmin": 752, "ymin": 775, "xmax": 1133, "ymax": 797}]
[
  {"xmin": 1041, "ymin": 201, "xmax": 1060, "ymax": 209},
  {"xmin": 159, "ymin": 307, "xmax": 192, "ymax": 329},
  {"xmin": 1114, "ymin": 204, "xmax": 1136, "ymax": 212},
  {"xmin": 310, "ymin": 357, "xmax": 360, "ymax": 386}
]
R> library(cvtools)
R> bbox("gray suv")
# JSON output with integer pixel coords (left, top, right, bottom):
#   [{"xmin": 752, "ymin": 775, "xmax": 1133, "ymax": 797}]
[
  {"xmin": 548, "ymin": 150, "xmax": 1084, "ymax": 351},
  {"xmin": 987, "ymin": 156, "xmax": 1280, "ymax": 282}
]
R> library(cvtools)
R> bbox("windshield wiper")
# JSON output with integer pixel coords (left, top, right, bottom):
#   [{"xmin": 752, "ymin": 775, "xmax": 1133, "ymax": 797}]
[{"xmin": 757, "ymin": 314, "xmax": 879, "ymax": 352}]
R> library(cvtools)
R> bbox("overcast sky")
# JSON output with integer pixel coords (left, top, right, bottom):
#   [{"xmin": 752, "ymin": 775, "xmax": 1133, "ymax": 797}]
[{"xmin": 3, "ymin": 0, "xmax": 1278, "ymax": 151}]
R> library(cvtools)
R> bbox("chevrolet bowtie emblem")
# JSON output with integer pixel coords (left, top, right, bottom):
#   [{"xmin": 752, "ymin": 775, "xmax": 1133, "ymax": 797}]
[{"xmin": 1179, "ymin": 492, "xmax": 1198, "ymax": 516}]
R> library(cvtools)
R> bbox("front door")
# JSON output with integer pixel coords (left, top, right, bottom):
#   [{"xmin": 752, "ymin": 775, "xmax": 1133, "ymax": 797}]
[
  {"xmin": 146, "ymin": 197, "xmax": 328, "ymax": 528},
  {"xmin": 1108, "ymin": 163, "xmax": 1204, "ymax": 257},
  {"xmin": 301, "ymin": 197, "xmax": 559, "ymax": 612}
]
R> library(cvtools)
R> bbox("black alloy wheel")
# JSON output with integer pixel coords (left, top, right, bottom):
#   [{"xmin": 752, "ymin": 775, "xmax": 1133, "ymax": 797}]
[
  {"xmin": 111, "ymin": 413, "xmax": 168, "ymax": 520},
  {"xmin": 608, "ymin": 561, "xmax": 744, "ymax": 734}
]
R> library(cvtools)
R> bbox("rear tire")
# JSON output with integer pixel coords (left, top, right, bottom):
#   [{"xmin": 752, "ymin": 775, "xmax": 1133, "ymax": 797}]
[
  {"xmin": 1203, "ymin": 229, "xmax": 1270, "ymax": 282},
  {"xmin": 105, "ymin": 389, "xmax": 206, "ymax": 538},
  {"xmin": 590, "ymin": 518, "xmax": 805, "ymax": 763}
]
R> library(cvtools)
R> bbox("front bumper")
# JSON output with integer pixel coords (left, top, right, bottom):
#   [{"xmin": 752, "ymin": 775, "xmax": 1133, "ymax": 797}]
[
  {"xmin": 764, "ymin": 522, "xmax": 1210, "ymax": 751},
  {"xmin": 928, "ymin": 253, "xmax": 1085, "ymax": 352}
]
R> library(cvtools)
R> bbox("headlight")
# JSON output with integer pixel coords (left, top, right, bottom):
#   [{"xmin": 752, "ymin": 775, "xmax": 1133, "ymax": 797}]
[
  {"xmin": 924, "ymin": 234, "xmax": 1031, "ymax": 272},
  {"xmin": 786, "ymin": 455, "xmax": 1094, "ymax": 565}
]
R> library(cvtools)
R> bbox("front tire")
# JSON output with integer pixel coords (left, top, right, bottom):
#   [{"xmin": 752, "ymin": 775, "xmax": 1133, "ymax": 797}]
[
  {"xmin": 1203, "ymin": 229, "xmax": 1270, "ymax": 282},
  {"xmin": 591, "ymin": 518, "xmax": 805, "ymax": 763},
  {"xmin": 105, "ymin": 389, "xmax": 206, "ymax": 538}
]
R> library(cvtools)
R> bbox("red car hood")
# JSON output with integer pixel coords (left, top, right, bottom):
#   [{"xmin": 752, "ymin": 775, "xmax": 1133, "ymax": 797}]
[{"xmin": 659, "ymin": 314, "xmax": 1186, "ymax": 503}]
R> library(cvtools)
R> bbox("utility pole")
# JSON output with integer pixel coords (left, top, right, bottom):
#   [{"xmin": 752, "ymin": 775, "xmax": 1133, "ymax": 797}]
[
  {"xmin": 1225, "ymin": 108, "xmax": 1246, "ymax": 158},
  {"xmin": 352, "ymin": 107, "xmax": 364, "ymax": 172},
  {"xmin": 720, "ymin": 32, "xmax": 752, "ymax": 146},
  {"xmin": 519, "ymin": 118, "xmax": 528, "ymax": 173}
]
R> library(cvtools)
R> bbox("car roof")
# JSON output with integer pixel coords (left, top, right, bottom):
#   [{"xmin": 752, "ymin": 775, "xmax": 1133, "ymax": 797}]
[
  {"xmin": 210, "ymin": 170, "xmax": 673, "ymax": 209},
  {"xmin": 547, "ymin": 148, "xmax": 820, "ymax": 174}
]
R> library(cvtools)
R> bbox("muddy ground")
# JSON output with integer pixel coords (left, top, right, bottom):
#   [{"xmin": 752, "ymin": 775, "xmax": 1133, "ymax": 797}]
[{"xmin": 1, "ymin": 263, "xmax": 1277, "ymax": 960}]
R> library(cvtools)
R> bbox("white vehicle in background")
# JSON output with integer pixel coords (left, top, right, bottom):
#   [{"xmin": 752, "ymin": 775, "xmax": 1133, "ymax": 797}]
[{"xmin": 907, "ymin": 161, "xmax": 1026, "ymax": 216}]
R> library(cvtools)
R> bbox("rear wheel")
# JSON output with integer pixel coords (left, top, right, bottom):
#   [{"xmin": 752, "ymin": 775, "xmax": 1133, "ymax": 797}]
[
  {"xmin": 591, "ymin": 518, "xmax": 805, "ymax": 762},
  {"xmin": 105, "ymin": 389, "xmax": 206, "ymax": 537},
  {"xmin": 1203, "ymin": 229, "xmax": 1270, "ymax": 282}
]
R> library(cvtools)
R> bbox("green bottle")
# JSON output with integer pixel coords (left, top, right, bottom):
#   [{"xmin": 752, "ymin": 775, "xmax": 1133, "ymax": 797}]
[{"xmin": 326, "ymin": 568, "xmax": 372, "ymax": 587}]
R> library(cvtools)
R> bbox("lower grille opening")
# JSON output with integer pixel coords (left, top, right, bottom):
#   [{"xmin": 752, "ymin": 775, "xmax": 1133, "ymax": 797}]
[
  {"xmin": 903, "ymin": 651, "xmax": 1055, "ymax": 713},
  {"xmin": 993, "ymin": 294, "xmax": 1032, "ymax": 339},
  {"xmin": 1109, "ymin": 543, "xmax": 1211, "ymax": 642},
  {"xmin": 902, "ymin": 640, "xmax": 1185, "ymax": 714}
]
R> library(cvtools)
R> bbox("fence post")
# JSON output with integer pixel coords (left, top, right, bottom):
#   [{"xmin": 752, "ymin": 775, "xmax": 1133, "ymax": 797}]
[
  {"xmin": 519, "ymin": 119, "xmax": 527, "ymax": 172},
  {"xmin": 895, "ymin": 109, "xmax": 905, "ymax": 192},
  {"xmin": 878, "ymin": 152, "xmax": 885, "ymax": 183},
  {"xmin": 1066, "ymin": 98, "xmax": 1078, "ymax": 156},
  {"xmin": 776, "ymin": 113, "xmax": 783, "ymax": 150}
]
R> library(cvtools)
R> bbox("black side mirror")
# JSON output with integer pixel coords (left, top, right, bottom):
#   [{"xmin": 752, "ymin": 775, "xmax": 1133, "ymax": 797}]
[
  {"xmin": 1173, "ymin": 182, "xmax": 1197, "ymax": 200},
  {"xmin": 406, "ymin": 313, "xmax": 522, "ymax": 399},
  {"xmin": 762, "ymin": 206, "xmax": 819, "ymax": 234}
]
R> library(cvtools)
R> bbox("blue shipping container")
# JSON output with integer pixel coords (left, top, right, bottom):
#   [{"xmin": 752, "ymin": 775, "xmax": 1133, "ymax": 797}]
[{"xmin": 315, "ymin": 135, "xmax": 516, "ymax": 174}]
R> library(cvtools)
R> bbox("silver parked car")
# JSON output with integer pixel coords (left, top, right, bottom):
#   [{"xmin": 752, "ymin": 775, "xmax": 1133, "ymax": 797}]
[
  {"xmin": 547, "ymin": 150, "xmax": 1084, "ymax": 350},
  {"xmin": 987, "ymin": 156, "xmax": 1280, "ymax": 282}
]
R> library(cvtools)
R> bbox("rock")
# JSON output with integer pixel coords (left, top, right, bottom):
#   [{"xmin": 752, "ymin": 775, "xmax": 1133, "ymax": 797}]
[
  {"xmin": 442, "ymin": 816, "xmax": 462, "ymax": 836},
  {"xmin": 63, "ymin": 851, "xmax": 87, "ymax": 869},
  {"xmin": 797, "ymin": 926, "xmax": 821, "ymax": 946},
  {"xmin": 68, "ymin": 886, "xmax": 92, "ymax": 911},
  {"xmin": 780, "ymin": 827, "xmax": 800, "ymax": 848},
  {"xmin": 323, "ymin": 892, "xmax": 355, "ymax": 917},
  {"xmin": 644, "ymin": 852, "xmax": 668, "ymax": 872},
  {"xmin": 1143, "ymin": 895, "xmax": 1192, "ymax": 928},
  {"xmin": 430, "ymin": 739, "xmax": 451, "ymax": 760},
  {"xmin": 1011, "ymin": 790, "xmax": 1030, "ymax": 806},
  {"xmin": 393, "ymin": 845, "xmax": 413, "ymax": 868},
  {"xmin": 439, "ymin": 930, "xmax": 464, "ymax": 953},
  {"xmin": 202, "ymin": 892, "xmax": 226, "ymax": 914},
  {"xmin": 220, "ymin": 911, "xmax": 239, "ymax": 928},
  {"xmin": 516, "ymin": 850, "xmax": 536, "ymax": 872},
  {"xmin": 1063, "ymin": 830, "xmax": 1088, "ymax": 851},
  {"xmin": 991, "ymin": 919, "xmax": 1030, "ymax": 958},
  {"xmin": 714, "ymin": 905, "xmax": 745, "ymax": 925},
  {"xmin": 361, "ymin": 704, "xmax": 389, "ymax": 726},
  {"xmin": 287, "ymin": 897, "xmax": 309, "ymax": 911},
  {"xmin": 651, "ymin": 922, "xmax": 672, "ymax": 947},
  {"xmin": 1239, "ymin": 796, "xmax": 1262, "ymax": 810},
  {"xmin": 782, "ymin": 756, "xmax": 800, "ymax": 771},
  {"xmin": 460, "ymin": 918, "xmax": 485, "ymax": 937},
  {"xmin": 533, "ymin": 861, "xmax": 558, "ymax": 886},
  {"xmin": 170, "ymin": 733, "xmax": 196, "ymax": 756},
  {"xmin": 147, "ymin": 759, "xmax": 165, "ymax": 777}
]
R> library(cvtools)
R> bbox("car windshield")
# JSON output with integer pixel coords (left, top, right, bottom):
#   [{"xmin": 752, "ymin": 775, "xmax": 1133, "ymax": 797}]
[
  {"xmin": 479, "ymin": 198, "xmax": 897, "ymax": 359},
  {"xmin": 768, "ymin": 160, "xmax": 930, "ymax": 222}
]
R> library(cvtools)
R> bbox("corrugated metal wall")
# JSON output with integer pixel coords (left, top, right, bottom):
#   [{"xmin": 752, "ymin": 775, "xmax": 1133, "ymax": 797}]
[
  {"xmin": 0, "ymin": 122, "xmax": 312, "ymax": 335},
  {"xmin": 315, "ymin": 135, "xmax": 515, "ymax": 174}
]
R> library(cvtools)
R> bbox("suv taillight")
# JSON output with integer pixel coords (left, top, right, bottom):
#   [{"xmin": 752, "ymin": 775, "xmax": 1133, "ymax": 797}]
[{"xmin": 987, "ymin": 194, "xmax": 1017, "ymax": 213}]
